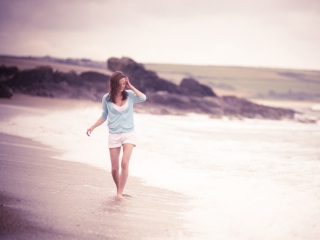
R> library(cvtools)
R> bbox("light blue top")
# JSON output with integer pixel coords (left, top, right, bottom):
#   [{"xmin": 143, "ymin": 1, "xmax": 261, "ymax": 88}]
[{"xmin": 101, "ymin": 90, "xmax": 147, "ymax": 133}]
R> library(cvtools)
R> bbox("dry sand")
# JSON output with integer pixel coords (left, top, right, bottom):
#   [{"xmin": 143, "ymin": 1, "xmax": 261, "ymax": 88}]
[{"xmin": 0, "ymin": 95, "xmax": 192, "ymax": 240}]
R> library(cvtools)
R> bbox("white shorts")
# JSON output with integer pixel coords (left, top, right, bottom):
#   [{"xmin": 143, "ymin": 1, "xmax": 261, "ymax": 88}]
[{"xmin": 108, "ymin": 131, "xmax": 137, "ymax": 148}]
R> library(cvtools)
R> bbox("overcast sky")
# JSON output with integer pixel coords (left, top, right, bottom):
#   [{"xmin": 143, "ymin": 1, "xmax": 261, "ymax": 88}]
[{"xmin": 1, "ymin": 0, "xmax": 320, "ymax": 70}]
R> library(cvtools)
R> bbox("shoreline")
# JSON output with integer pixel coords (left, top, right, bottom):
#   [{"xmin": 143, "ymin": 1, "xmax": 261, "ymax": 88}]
[
  {"xmin": 250, "ymin": 98, "xmax": 320, "ymax": 110},
  {"xmin": 1, "ymin": 93, "xmax": 320, "ymax": 239},
  {"xmin": 0, "ymin": 96, "xmax": 192, "ymax": 239},
  {"xmin": 2, "ymin": 92, "xmax": 319, "ymax": 115},
  {"xmin": 0, "ymin": 93, "xmax": 100, "ymax": 110}
]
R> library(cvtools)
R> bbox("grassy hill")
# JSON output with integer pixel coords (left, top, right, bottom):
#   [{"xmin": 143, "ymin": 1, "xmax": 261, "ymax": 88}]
[
  {"xmin": 0, "ymin": 55, "xmax": 112, "ymax": 76},
  {"xmin": 1, "ymin": 55, "xmax": 320, "ymax": 101},
  {"xmin": 144, "ymin": 64, "xmax": 320, "ymax": 101}
]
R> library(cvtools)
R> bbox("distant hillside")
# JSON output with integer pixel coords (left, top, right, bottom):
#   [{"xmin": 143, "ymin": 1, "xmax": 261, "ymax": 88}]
[
  {"xmin": 1, "ymin": 56, "xmax": 298, "ymax": 120},
  {"xmin": 0, "ymin": 55, "xmax": 112, "ymax": 76},
  {"xmin": 144, "ymin": 64, "xmax": 320, "ymax": 101},
  {"xmin": 1, "ymin": 55, "xmax": 320, "ymax": 101}
]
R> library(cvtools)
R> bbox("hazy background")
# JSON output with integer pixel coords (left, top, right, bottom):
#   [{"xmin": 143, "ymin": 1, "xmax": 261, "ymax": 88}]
[
  {"xmin": 1, "ymin": 1, "xmax": 320, "ymax": 239},
  {"xmin": 1, "ymin": 0, "xmax": 320, "ymax": 70}
]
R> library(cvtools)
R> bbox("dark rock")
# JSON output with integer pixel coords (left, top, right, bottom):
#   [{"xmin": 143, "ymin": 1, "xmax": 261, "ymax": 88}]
[
  {"xmin": 1, "ymin": 57, "xmax": 297, "ymax": 120},
  {"xmin": 6, "ymin": 66, "xmax": 100, "ymax": 101},
  {"xmin": 0, "ymin": 65, "xmax": 17, "ymax": 98},
  {"xmin": 7, "ymin": 66, "xmax": 56, "ymax": 89},
  {"xmin": 107, "ymin": 57, "xmax": 142, "ymax": 74},
  {"xmin": 221, "ymin": 96, "xmax": 295, "ymax": 120},
  {"xmin": 107, "ymin": 57, "xmax": 217, "ymax": 97},
  {"xmin": 0, "ymin": 82, "xmax": 13, "ymax": 98},
  {"xmin": 80, "ymin": 71, "xmax": 110, "ymax": 83},
  {"xmin": 79, "ymin": 71, "xmax": 110, "ymax": 97},
  {"xmin": 106, "ymin": 57, "xmax": 296, "ymax": 120},
  {"xmin": 0, "ymin": 65, "xmax": 19, "ymax": 80},
  {"xmin": 144, "ymin": 92, "xmax": 222, "ymax": 116},
  {"xmin": 107, "ymin": 57, "xmax": 181, "ymax": 94},
  {"xmin": 179, "ymin": 78, "xmax": 217, "ymax": 97}
]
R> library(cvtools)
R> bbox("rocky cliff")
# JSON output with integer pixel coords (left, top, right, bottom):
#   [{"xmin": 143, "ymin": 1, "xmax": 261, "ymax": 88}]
[
  {"xmin": 1, "ymin": 66, "xmax": 108, "ymax": 101},
  {"xmin": 0, "ymin": 57, "xmax": 296, "ymax": 120},
  {"xmin": 106, "ymin": 57, "xmax": 294, "ymax": 119}
]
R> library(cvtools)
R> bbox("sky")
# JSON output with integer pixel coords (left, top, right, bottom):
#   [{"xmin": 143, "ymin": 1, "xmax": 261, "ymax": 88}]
[{"xmin": 0, "ymin": 0, "xmax": 320, "ymax": 70}]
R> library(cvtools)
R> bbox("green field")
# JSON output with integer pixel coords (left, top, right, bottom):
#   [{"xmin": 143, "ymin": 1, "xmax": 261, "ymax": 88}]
[{"xmin": 144, "ymin": 64, "xmax": 320, "ymax": 100}]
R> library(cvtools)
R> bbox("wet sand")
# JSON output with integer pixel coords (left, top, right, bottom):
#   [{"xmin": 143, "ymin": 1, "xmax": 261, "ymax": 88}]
[
  {"xmin": 0, "ymin": 93, "xmax": 99, "ymax": 110},
  {"xmin": 0, "ymin": 96, "xmax": 191, "ymax": 240}
]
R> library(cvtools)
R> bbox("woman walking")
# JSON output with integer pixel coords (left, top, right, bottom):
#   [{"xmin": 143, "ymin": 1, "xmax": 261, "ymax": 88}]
[{"xmin": 86, "ymin": 71, "xmax": 146, "ymax": 198}]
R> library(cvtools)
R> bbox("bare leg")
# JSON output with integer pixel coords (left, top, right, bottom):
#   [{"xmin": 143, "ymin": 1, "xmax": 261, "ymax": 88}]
[
  {"xmin": 109, "ymin": 147, "xmax": 121, "ymax": 195},
  {"xmin": 118, "ymin": 144, "xmax": 134, "ymax": 197}
]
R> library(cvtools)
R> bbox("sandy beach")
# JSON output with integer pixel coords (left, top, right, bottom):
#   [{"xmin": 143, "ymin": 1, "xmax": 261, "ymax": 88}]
[
  {"xmin": 1, "ymin": 94, "xmax": 320, "ymax": 240},
  {"xmin": 0, "ymin": 95, "xmax": 191, "ymax": 240}
]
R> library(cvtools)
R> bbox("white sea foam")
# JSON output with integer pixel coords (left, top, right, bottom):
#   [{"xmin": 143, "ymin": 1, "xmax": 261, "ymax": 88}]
[
  {"xmin": 1, "ymin": 104, "xmax": 320, "ymax": 240},
  {"xmin": 312, "ymin": 104, "xmax": 320, "ymax": 111}
]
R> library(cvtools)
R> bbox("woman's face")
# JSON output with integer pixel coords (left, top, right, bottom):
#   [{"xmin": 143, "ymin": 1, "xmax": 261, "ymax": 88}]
[{"xmin": 118, "ymin": 77, "xmax": 127, "ymax": 92}]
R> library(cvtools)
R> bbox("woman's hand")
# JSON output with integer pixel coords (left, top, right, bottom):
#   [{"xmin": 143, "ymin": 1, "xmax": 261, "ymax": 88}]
[
  {"xmin": 86, "ymin": 126, "xmax": 95, "ymax": 137},
  {"xmin": 125, "ymin": 76, "xmax": 133, "ymax": 89},
  {"xmin": 125, "ymin": 76, "xmax": 144, "ymax": 98},
  {"xmin": 86, "ymin": 117, "xmax": 105, "ymax": 137}
]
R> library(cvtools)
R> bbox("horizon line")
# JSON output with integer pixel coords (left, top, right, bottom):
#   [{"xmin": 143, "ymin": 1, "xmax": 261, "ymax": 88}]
[{"xmin": 1, "ymin": 54, "xmax": 320, "ymax": 72}]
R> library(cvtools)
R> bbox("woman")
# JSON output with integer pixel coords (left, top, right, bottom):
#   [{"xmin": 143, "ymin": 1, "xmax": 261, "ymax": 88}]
[{"xmin": 86, "ymin": 71, "xmax": 146, "ymax": 198}]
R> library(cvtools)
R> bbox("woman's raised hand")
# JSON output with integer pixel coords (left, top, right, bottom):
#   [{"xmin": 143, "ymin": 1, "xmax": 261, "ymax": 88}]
[{"xmin": 125, "ymin": 76, "xmax": 133, "ymax": 89}]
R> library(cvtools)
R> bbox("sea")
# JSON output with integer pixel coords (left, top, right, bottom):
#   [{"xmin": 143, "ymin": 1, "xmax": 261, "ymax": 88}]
[{"xmin": 0, "ymin": 102, "xmax": 320, "ymax": 240}]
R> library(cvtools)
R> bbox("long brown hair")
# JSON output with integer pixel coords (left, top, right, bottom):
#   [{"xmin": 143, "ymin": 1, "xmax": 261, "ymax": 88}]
[{"xmin": 107, "ymin": 71, "xmax": 128, "ymax": 103}]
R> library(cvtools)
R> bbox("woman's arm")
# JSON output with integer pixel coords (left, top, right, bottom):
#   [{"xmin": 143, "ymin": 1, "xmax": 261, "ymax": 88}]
[
  {"xmin": 87, "ymin": 95, "xmax": 109, "ymax": 137},
  {"xmin": 86, "ymin": 117, "xmax": 105, "ymax": 137},
  {"xmin": 125, "ymin": 76, "xmax": 144, "ymax": 98}
]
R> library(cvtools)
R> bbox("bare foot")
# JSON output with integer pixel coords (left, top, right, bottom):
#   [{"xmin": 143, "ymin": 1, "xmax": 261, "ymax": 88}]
[{"xmin": 117, "ymin": 193, "xmax": 124, "ymax": 199}]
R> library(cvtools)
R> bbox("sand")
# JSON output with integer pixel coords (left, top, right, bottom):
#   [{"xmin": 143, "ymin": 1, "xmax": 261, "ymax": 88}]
[
  {"xmin": 0, "ymin": 93, "xmax": 99, "ymax": 110},
  {"xmin": 0, "ymin": 95, "xmax": 191, "ymax": 240}
]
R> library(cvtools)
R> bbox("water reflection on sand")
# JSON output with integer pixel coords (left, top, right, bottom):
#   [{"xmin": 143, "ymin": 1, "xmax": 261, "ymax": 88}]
[{"xmin": 1, "ymin": 103, "xmax": 319, "ymax": 240}]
